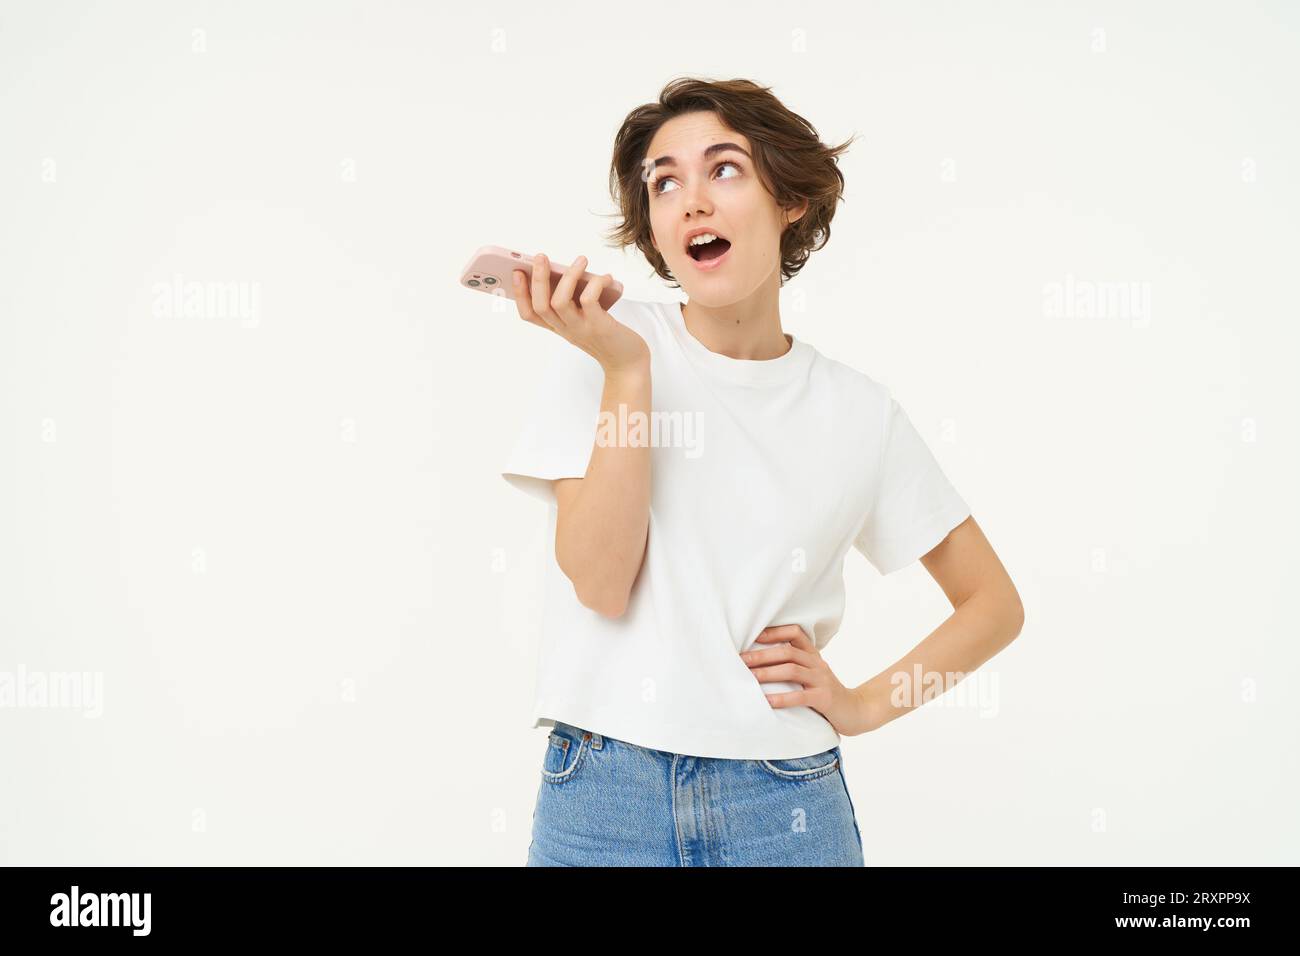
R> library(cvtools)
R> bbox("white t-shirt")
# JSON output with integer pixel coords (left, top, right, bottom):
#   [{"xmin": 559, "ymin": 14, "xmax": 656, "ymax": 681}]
[{"xmin": 501, "ymin": 297, "xmax": 970, "ymax": 759}]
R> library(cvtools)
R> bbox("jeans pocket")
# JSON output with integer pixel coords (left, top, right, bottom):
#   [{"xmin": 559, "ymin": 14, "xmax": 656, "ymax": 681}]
[
  {"xmin": 757, "ymin": 746, "xmax": 840, "ymax": 781},
  {"xmin": 541, "ymin": 724, "xmax": 592, "ymax": 784}
]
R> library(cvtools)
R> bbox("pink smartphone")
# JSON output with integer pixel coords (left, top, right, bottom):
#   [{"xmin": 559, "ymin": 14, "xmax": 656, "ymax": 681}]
[{"xmin": 459, "ymin": 245, "xmax": 624, "ymax": 311}]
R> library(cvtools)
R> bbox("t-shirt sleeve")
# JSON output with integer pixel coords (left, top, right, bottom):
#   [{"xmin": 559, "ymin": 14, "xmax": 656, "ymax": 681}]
[
  {"xmin": 853, "ymin": 395, "xmax": 971, "ymax": 575},
  {"xmin": 500, "ymin": 337, "xmax": 606, "ymax": 507}
]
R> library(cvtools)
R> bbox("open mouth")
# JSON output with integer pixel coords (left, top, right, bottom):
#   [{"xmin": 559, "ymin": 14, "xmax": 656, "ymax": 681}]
[{"xmin": 687, "ymin": 235, "xmax": 733, "ymax": 262}]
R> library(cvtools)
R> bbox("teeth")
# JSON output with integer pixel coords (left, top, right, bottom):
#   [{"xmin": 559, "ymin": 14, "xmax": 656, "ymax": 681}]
[{"xmin": 688, "ymin": 233, "xmax": 723, "ymax": 247}]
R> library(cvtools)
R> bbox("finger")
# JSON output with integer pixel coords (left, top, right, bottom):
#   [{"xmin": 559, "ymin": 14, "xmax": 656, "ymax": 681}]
[
  {"xmin": 757, "ymin": 624, "xmax": 814, "ymax": 652},
  {"xmin": 762, "ymin": 690, "xmax": 808, "ymax": 710},
  {"xmin": 749, "ymin": 663, "xmax": 815, "ymax": 686},
  {"xmin": 511, "ymin": 270, "xmax": 548, "ymax": 328},
  {"xmin": 530, "ymin": 253, "xmax": 567, "ymax": 329},
  {"xmin": 742, "ymin": 643, "xmax": 816, "ymax": 669},
  {"xmin": 577, "ymin": 271, "xmax": 611, "ymax": 317},
  {"xmin": 551, "ymin": 255, "xmax": 587, "ymax": 323}
]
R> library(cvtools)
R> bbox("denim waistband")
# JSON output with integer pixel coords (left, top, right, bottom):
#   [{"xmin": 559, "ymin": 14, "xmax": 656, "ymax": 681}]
[{"xmin": 552, "ymin": 719, "xmax": 604, "ymax": 750}]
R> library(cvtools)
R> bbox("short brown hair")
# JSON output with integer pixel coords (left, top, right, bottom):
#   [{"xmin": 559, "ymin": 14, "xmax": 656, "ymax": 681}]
[{"xmin": 604, "ymin": 76, "xmax": 857, "ymax": 288}]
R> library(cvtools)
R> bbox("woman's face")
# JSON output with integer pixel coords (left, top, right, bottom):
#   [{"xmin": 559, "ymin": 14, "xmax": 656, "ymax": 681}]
[{"xmin": 644, "ymin": 111, "xmax": 805, "ymax": 305}]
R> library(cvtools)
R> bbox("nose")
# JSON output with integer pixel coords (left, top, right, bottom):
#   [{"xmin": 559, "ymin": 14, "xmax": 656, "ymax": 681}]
[{"xmin": 680, "ymin": 179, "xmax": 712, "ymax": 220}]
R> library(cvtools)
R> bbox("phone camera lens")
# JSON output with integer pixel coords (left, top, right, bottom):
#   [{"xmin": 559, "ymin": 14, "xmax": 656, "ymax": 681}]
[
  {"xmin": 467, "ymin": 278, "xmax": 481, "ymax": 287},
  {"xmin": 483, "ymin": 276, "xmax": 497, "ymax": 285}
]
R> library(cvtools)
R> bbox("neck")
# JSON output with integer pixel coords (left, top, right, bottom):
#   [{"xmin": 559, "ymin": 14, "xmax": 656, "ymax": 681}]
[{"xmin": 680, "ymin": 283, "xmax": 791, "ymax": 361}]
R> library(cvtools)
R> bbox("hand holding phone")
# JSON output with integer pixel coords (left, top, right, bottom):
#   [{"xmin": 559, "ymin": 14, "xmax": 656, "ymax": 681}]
[
  {"xmin": 460, "ymin": 245, "xmax": 648, "ymax": 374},
  {"xmin": 459, "ymin": 245, "xmax": 623, "ymax": 310}
]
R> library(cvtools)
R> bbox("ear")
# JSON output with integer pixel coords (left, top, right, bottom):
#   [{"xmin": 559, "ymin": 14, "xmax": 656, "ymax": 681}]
[{"xmin": 784, "ymin": 199, "xmax": 809, "ymax": 230}]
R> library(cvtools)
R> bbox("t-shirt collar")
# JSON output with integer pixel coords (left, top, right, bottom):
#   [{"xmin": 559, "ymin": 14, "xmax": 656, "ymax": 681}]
[{"xmin": 659, "ymin": 300, "xmax": 813, "ymax": 387}]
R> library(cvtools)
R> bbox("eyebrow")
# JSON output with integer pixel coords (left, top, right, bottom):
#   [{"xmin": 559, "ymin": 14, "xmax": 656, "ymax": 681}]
[{"xmin": 649, "ymin": 142, "xmax": 752, "ymax": 171}]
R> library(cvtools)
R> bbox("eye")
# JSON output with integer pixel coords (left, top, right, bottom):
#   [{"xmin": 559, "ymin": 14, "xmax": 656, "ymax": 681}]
[
  {"xmin": 651, "ymin": 160, "xmax": 742, "ymax": 196},
  {"xmin": 715, "ymin": 161, "xmax": 741, "ymax": 181}
]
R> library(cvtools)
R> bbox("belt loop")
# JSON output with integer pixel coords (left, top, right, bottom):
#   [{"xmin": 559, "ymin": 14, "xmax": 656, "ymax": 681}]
[{"xmin": 590, "ymin": 731, "xmax": 603, "ymax": 750}]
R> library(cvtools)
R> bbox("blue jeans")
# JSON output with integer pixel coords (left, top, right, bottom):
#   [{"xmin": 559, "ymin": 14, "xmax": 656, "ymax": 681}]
[{"xmin": 526, "ymin": 720, "xmax": 865, "ymax": 866}]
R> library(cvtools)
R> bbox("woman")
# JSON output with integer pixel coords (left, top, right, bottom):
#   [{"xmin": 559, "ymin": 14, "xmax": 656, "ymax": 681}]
[{"xmin": 501, "ymin": 77, "xmax": 1024, "ymax": 866}]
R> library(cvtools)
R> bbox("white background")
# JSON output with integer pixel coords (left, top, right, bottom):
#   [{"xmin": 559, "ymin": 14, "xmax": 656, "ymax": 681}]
[{"xmin": 1, "ymin": 0, "xmax": 1296, "ymax": 865}]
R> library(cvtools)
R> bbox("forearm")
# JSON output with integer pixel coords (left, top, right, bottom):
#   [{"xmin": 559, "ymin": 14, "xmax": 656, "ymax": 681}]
[
  {"xmin": 854, "ymin": 583, "xmax": 1024, "ymax": 729},
  {"xmin": 555, "ymin": 363, "xmax": 652, "ymax": 616}
]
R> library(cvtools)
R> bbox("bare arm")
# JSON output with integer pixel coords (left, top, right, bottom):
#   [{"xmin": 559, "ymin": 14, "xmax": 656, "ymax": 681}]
[
  {"xmin": 854, "ymin": 515, "xmax": 1025, "ymax": 728},
  {"xmin": 552, "ymin": 363, "xmax": 652, "ymax": 618},
  {"xmin": 511, "ymin": 252, "xmax": 654, "ymax": 619}
]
